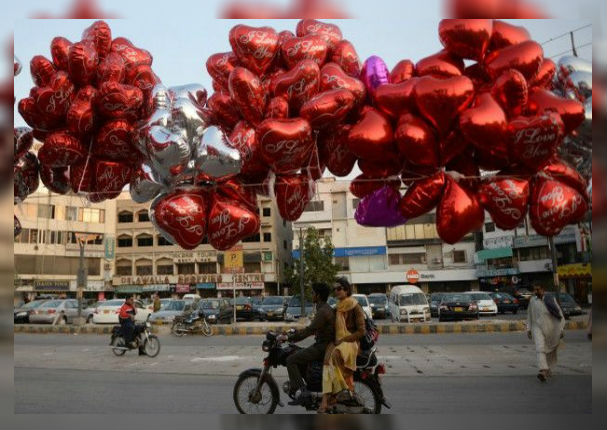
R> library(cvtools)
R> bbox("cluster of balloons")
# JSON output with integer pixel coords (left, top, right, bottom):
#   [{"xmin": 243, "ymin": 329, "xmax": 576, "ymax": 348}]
[
  {"xmin": 349, "ymin": 19, "xmax": 589, "ymax": 242},
  {"xmin": 18, "ymin": 20, "xmax": 160, "ymax": 203}
]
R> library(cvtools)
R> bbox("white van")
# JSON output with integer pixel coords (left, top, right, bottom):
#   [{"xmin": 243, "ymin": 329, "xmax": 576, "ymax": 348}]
[{"xmin": 389, "ymin": 285, "xmax": 431, "ymax": 323}]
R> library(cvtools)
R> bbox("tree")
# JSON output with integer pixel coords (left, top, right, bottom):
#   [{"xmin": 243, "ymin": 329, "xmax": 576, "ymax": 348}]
[{"xmin": 285, "ymin": 227, "xmax": 341, "ymax": 300}]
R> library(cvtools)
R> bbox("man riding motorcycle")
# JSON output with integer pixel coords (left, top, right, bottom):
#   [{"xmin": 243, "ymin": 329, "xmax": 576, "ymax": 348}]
[
  {"xmin": 282, "ymin": 282, "xmax": 335, "ymax": 406},
  {"xmin": 118, "ymin": 296, "xmax": 144, "ymax": 356}
]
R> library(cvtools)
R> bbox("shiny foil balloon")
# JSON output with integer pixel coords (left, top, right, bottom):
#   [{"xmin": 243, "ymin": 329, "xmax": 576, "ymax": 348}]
[
  {"xmin": 390, "ymin": 59, "xmax": 415, "ymax": 84},
  {"xmin": 489, "ymin": 20, "xmax": 531, "ymax": 51},
  {"xmin": 257, "ymin": 117, "xmax": 314, "ymax": 174},
  {"xmin": 541, "ymin": 158, "xmax": 588, "ymax": 197},
  {"xmin": 416, "ymin": 50, "xmax": 465, "ymax": 78},
  {"xmin": 361, "ymin": 56, "xmax": 390, "ymax": 99},
  {"xmin": 207, "ymin": 194, "xmax": 261, "ymax": 250},
  {"xmin": 296, "ymin": 19, "xmax": 343, "ymax": 51},
  {"xmin": 491, "ymin": 69, "xmax": 528, "ymax": 117},
  {"xmin": 271, "ymin": 59, "xmax": 320, "ymax": 113},
  {"xmin": 194, "ymin": 126, "xmax": 242, "ymax": 181},
  {"xmin": 228, "ymin": 67, "xmax": 267, "ymax": 126},
  {"xmin": 436, "ymin": 176, "xmax": 484, "ymax": 244},
  {"xmin": 331, "ymin": 40, "xmax": 361, "ymax": 78},
  {"xmin": 484, "ymin": 41, "xmax": 543, "ymax": 81},
  {"xmin": 355, "ymin": 186, "xmax": 407, "ymax": 227},
  {"xmin": 350, "ymin": 174, "xmax": 401, "ymax": 199},
  {"xmin": 274, "ymin": 174, "xmax": 315, "ymax": 221},
  {"xmin": 399, "ymin": 172, "xmax": 445, "ymax": 219},
  {"xmin": 228, "ymin": 25, "xmax": 279, "ymax": 76},
  {"xmin": 39, "ymin": 165, "xmax": 70, "ymax": 195},
  {"xmin": 395, "ymin": 114, "xmax": 439, "ymax": 168},
  {"xmin": 319, "ymin": 125, "xmax": 356, "ymax": 177},
  {"xmin": 300, "ymin": 88, "xmax": 355, "ymax": 129},
  {"xmin": 14, "ymin": 152, "xmax": 40, "ymax": 203},
  {"xmin": 347, "ymin": 107, "xmax": 396, "ymax": 162},
  {"xmin": 281, "ymin": 35, "xmax": 328, "ymax": 69},
  {"xmin": 478, "ymin": 177, "xmax": 530, "ymax": 230},
  {"xmin": 438, "ymin": 19, "xmax": 493, "ymax": 61},
  {"xmin": 508, "ymin": 111, "xmax": 564, "ymax": 170},
  {"xmin": 374, "ymin": 78, "xmax": 418, "ymax": 119},
  {"xmin": 320, "ymin": 62, "xmax": 367, "ymax": 106}
]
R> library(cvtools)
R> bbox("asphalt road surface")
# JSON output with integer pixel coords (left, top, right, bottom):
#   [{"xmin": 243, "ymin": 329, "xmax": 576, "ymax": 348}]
[{"xmin": 14, "ymin": 331, "xmax": 591, "ymax": 414}]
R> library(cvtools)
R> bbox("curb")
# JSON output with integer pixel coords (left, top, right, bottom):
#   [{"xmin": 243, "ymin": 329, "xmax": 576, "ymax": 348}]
[{"xmin": 14, "ymin": 320, "xmax": 588, "ymax": 335}]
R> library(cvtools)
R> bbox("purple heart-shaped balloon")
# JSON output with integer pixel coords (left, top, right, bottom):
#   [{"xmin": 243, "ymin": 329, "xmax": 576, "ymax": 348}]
[
  {"xmin": 361, "ymin": 55, "xmax": 390, "ymax": 99},
  {"xmin": 355, "ymin": 185, "xmax": 407, "ymax": 227}
]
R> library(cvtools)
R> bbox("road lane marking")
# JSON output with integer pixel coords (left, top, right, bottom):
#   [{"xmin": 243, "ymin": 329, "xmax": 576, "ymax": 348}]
[{"xmin": 191, "ymin": 356, "xmax": 242, "ymax": 362}]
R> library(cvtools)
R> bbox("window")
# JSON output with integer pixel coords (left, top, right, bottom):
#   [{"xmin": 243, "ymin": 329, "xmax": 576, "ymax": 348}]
[
  {"xmin": 453, "ymin": 250, "xmax": 467, "ymax": 263},
  {"xmin": 303, "ymin": 201, "xmax": 324, "ymax": 212},
  {"xmin": 263, "ymin": 232, "xmax": 272, "ymax": 242},
  {"xmin": 177, "ymin": 263, "xmax": 196, "ymax": 274},
  {"xmin": 352, "ymin": 198, "xmax": 360, "ymax": 209},
  {"xmin": 334, "ymin": 256, "xmax": 349, "ymax": 271},
  {"xmin": 66, "ymin": 206, "xmax": 78, "ymax": 221},
  {"xmin": 518, "ymin": 246, "xmax": 550, "ymax": 261},
  {"xmin": 242, "ymin": 233, "xmax": 260, "ymax": 243},
  {"xmin": 485, "ymin": 222, "xmax": 496, "ymax": 233},
  {"xmin": 389, "ymin": 253, "xmax": 426, "ymax": 265},
  {"xmin": 137, "ymin": 234, "xmax": 153, "ymax": 247},
  {"xmin": 157, "ymin": 235, "xmax": 172, "ymax": 246},
  {"xmin": 116, "ymin": 265, "xmax": 132, "ymax": 276},
  {"xmin": 37, "ymin": 204, "xmax": 55, "ymax": 219},
  {"xmin": 157, "ymin": 264, "xmax": 174, "ymax": 275},
  {"xmin": 198, "ymin": 262, "xmax": 217, "ymax": 274},
  {"xmin": 244, "ymin": 262, "xmax": 260, "ymax": 273},
  {"xmin": 117, "ymin": 235, "xmax": 133, "ymax": 248},
  {"xmin": 30, "ymin": 229, "xmax": 39, "ymax": 244},
  {"xmin": 262, "ymin": 207, "xmax": 271, "ymax": 217},
  {"xmin": 138, "ymin": 211, "xmax": 150, "ymax": 222},
  {"xmin": 118, "ymin": 211, "xmax": 133, "ymax": 223},
  {"xmin": 80, "ymin": 208, "xmax": 103, "ymax": 223},
  {"xmin": 136, "ymin": 264, "xmax": 153, "ymax": 276}
]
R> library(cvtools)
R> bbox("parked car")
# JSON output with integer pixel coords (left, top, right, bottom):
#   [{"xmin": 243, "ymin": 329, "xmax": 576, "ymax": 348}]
[
  {"xmin": 489, "ymin": 292, "xmax": 519, "ymax": 314},
  {"xmin": 429, "ymin": 293, "xmax": 445, "ymax": 318},
  {"xmin": 232, "ymin": 296, "xmax": 263, "ymax": 321},
  {"xmin": 194, "ymin": 298, "xmax": 232, "ymax": 324},
  {"xmin": 352, "ymin": 294, "xmax": 373, "ymax": 319},
  {"xmin": 92, "ymin": 299, "xmax": 152, "ymax": 324},
  {"xmin": 389, "ymin": 285, "xmax": 431, "ymax": 323},
  {"xmin": 285, "ymin": 296, "xmax": 315, "ymax": 321},
  {"xmin": 250, "ymin": 296, "xmax": 265, "ymax": 319},
  {"xmin": 499, "ymin": 287, "xmax": 533, "ymax": 309},
  {"xmin": 367, "ymin": 293, "xmax": 389, "ymax": 319},
  {"xmin": 14, "ymin": 300, "xmax": 47, "ymax": 324},
  {"xmin": 82, "ymin": 301, "xmax": 99, "ymax": 323},
  {"xmin": 259, "ymin": 296, "xmax": 287, "ymax": 321},
  {"xmin": 462, "ymin": 292, "xmax": 498, "ymax": 316},
  {"xmin": 29, "ymin": 299, "xmax": 80, "ymax": 324},
  {"xmin": 545, "ymin": 292, "xmax": 583, "ymax": 318},
  {"xmin": 149, "ymin": 299, "xmax": 186, "ymax": 323},
  {"xmin": 438, "ymin": 293, "xmax": 479, "ymax": 322}
]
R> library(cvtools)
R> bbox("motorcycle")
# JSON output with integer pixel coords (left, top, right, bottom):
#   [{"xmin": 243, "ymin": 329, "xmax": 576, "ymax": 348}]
[
  {"xmin": 171, "ymin": 310, "xmax": 213, "ymax": 337},
  {"xmin": 110, "ymin": 321, "xmax": 161, "ymax": 357},
  {"xmin": 232, "ymin": 331, "xmax": 390, "ymax": 414}
]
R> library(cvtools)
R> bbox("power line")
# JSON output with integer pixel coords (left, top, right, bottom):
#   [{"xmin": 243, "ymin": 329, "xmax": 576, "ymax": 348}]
[
  {"xmin": 540, "ymin": 24, "xmax": 592, "ymax": 45},
  {"xmin": 548, "ymin": 41, "xmax": 592, "ymax": 59}
]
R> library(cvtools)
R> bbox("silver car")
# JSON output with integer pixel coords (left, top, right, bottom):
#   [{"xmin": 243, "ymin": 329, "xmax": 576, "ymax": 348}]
[
  {"xmin": 29, "ymin": 299, "xmax": 80, "ymax": 324},
  {"xmin": 149, "ymin": 299, "xmax": 187, "ymax": 323}
]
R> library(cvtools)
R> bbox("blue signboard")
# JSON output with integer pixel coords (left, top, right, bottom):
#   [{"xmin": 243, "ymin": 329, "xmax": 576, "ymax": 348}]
[
  {"xmin": 292, "ymin": 246, "xmax": 386, "ymax": 259},
  {"xmin": 196, "ymin": 283, "xmax": 216, "ymax": 290}
]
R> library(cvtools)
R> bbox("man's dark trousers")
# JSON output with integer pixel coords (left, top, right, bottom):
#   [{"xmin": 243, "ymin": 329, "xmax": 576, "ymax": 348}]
[
  {"xmin": 286, "ymin": 342, "xmax": 327, "ymax": 392},
  {"xmin": 120, "ymin": 317, "xmax": 135, "ymax": 344}
]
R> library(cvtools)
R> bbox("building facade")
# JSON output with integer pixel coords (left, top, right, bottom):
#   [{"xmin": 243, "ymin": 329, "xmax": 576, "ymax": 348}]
[{"xmin": 113, "ymin": 191, "xmax": 293, "ymax": 298}]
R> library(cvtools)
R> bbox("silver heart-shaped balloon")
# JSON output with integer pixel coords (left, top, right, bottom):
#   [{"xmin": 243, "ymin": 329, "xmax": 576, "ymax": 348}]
[
  {"xmin": 557, "ymin": 55, "xmax": 592, "ymax": 77},
  {"xmin": 194, "ymin": 126, "xmax": 242, "ymax": 181},
  {"xmin": 145, "ymin": 125, "xmax": 191, "ymax": 181},
  {"xmin": 169, "ymin": 84, "xmax": 208, "ymax": 107},
  {"xmin": 130, "ymin": 164, "xmax": 166, "ymax": 203}
]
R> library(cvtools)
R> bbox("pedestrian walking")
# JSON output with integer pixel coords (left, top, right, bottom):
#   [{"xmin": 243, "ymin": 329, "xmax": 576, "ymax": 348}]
[
  {"xmin": 527, "ymin": 284, "xmax": 565, "ymax": 382},
  {"xmin": 153, "ymin": 292, "xmax": 161, "ymax": 313}
]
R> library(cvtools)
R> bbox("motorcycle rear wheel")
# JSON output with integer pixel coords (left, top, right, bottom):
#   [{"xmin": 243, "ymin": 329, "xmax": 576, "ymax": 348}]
[
  {"xmin": 171, "ymin": 322, "xmax": 186, "ymax": 337},
  {"xmin": 111, "ymin": 337, "xmax": 126, "ymax": 357}
]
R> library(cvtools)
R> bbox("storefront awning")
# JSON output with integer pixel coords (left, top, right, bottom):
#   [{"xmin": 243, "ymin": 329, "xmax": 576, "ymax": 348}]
[
  {"xmin": 557, "ymin": 263, "xmax": 591, "ymax": 278},
  {"xmin": 476, "ymin": 247, "xmax": 513, "ymax": 262},
  {"xmin": 114, "ymin": 285, "xmax": 143, "ymax": 294}
]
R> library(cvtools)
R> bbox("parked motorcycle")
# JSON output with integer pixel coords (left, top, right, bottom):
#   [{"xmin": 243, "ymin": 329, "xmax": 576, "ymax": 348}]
[
  {"xmin": 171, "ymin": 310, "xmax": 213, "ymax": 337},
  {"xmin": 110, "ymin": 321, "xmax": 160, "ymax": 357},
  {"xmin": 233, "ymin": 331, "xmax": 390, "ymax": 414}
]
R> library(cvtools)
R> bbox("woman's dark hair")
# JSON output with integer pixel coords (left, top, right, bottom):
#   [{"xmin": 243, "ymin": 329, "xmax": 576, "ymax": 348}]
[
  {"xmin": 312, "ymin": 283, "xmax": 330, "ymax": 302},
  {"xmin": 335, "ymin": 277, "xmax": 353, "ymax": 296}
]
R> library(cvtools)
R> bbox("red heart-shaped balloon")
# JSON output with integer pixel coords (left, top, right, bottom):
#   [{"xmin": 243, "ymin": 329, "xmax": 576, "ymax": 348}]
[
  {"xmin": 530, "ymin": 177, "xmax": 588, "ymax": 236},
  {"xmin": 274, "ymin": 173, "xmax": 314, "ymax": 221},
  {"xmin": 206, "ymin": 52, "xmax": 239, "ymax": 91},
  {"xmin": 272, "ymin": 59, "xmax": 320, "ymax": 113},
  {"xmin": 265, "ymin": 96, "xmax": 289, "ymax": 119},
  {"xmin": 68, "ymin": 42, "xmax": 98, "ymax": 86},
  {"xmin": 395, "ymin": 113, "xmax": 439, "ymax": 168},
  {"xmin": 278, "ymin": 30, "xmax": 296, "ymax": 45},
  {"xmin": 304, "ymin": 147, "xmax": 325, "ymax": 181},
  {"xmin": 416, "ymin": 49, "xmax": 465, "ymax": 78},
  {"xmin": 14, "ymin": 152, "xmax": 40, "ymax": 202},
  {"xmin": 464, "ymin": 62, "xmax": 492, "ymax": 89},
  {"xmin": 350, "ymin": 174, "xmax": 401, "ymax": 199},
  {"xmin": 257, "ymin": 117, "xmax": 314, "ymax": 174},
  {"xmin": 229, "ymin": 25, "xmax": 279, "ymax": 76},
  {"xmin": 30, "ymin": 55, "xmax": 55, "ymax": 87},
  {"xmin": 14, "ymin": 128, "xmax": 34, "ymax": 162},
  {"xmin": 31, "ymin": 71, "xmax": 76, "ymax": 120},
  {"xmin": 39, "ymin": 164, "xmax": 70, "ymax": 195},
  {"xmin": 94, "ymin": 119, "xmax": 137, "ymax": 161},
  {"xmin": 508, "ymin": 112, "xmax": 564, "ymax": 170},
  {"xmin": 331, "ymin": 40, "xmax": 361, "ymax": 78},
  {"xmin": 207, "ymin": 194, "xmax": 261, "ymax": 251},
  {"xmin": 414, "ymin": 75, "xmax": 474, "ymax": 138},
  {"xmin": 374, "ymin": 78, "xmax": 418, "ymax": 119},
  {"xmin": 459, "ymin": 92, "xmax": 509, "ymax": 163},
  {"xmin": 96, "ymin": 81, "xmax": 143, "ymax": 119},
  {"xmin": 94, "ymin": 159, "xmax": 133, "ymax": 199},
  {"xmin": 390, "ymin": 59, "xmax": 415, "ymax": 84},
  {"xmin": 436, "ymin": 175, "xmax": 484, "ymax": 244},
  {"xmin": 359, "ymin": 158, "xmax": 402, "ymax": 178},
  {"xmin": 125, "ymin": 64, "xmax": 159, "ymax": 95},
  {"xmin": 478, "ymin": 177, "xmax": 530, "ymax": 229},
  {"xmin": 110, "ymin": 37, "xmax": 153, "ymax": 72},
  {"xmin": 70, "ymin": 157, "xmax": 95, "ymax": 193},
  {"xmin": 51, "ymin": 37, "xmax": 72, "ymax": 71},
  {"xmin": 228, "ymin": 67, "xmax": 267, "ymax": 126},
  {"xmin": 82, "ymin": 20, "xmax": 112, "ymax": 58},
  {"xmin": 320, "ymin": 62, "xmax": 366, "ymax": 106},
  {"xmin": 529, "ymin": 59, "xmax": 555, "ymax": 89},
  {"xmin": 445, "ymin": 147, "xmax": 480, "ymax": 191},
  {"xmin": 229, "ymin": 121, "xmax": 269, "ymax": 179},
  {"xmin": 281, "ymin": 35, "xmax": 328, "ymax": 69},
  {"xmin": 484, "ymin": 40, "xmax": 543, "ymax": 81},
  {"xmin": 96, "ymin": 52, "xmax": 125, "ymax": 83},
  {"xmin": 491, "ymin": 69, "xmax": 528, "ymax": 117},
  {"xmin": 151, "ymin": 188, "xmax": 208, "ymax": 250},
  {"xmin": 38, "ymin": 132, "xmax": 86, "ymax": 167},
  {"xmin": 489, "ymin": 20, "xmax": 531, "ymax": 51},
  {"xmin": 207, "ymin": 92, "xmax": 240, "ymax": 130},
  {"xmin": 217, "ymin": 179, "xmax": 258, "ymax": 213},
  {"xmin": 399, "ymin": 171, "xmax": 445, "ymax": 219},
  {"xmin": 527, "ymin": 88, "xmax": 585, "ymax": 134},
  {"xmin": 440, "ymin": 128, "xmax": 470, "ymax": 166},
  {"xmin": 348, "ymin": 107, "xmax": 395, "ymax": 162},
  {"xmin": 18, "ymin": 97, "xmax": 60, "ymax": 131},
  {"xmin": 541, "ymin": 158, "xmax": 588, "ymax": 197},
  {"xmin": 66, "ymin": 86, "xmax": 97, "ymax": 137},
  {"xmin": 300, "ymin": 88, "xmax": 355, "ymax": 129},
  {"xmin": 296, "ymin": 19, "xmax": 343, "ymax": 51},
  {"xmin": 319, "ymin": 124, "xmax": 356, "ymax": 177},
  {"xmin": 439, "ymin": 19, "xmax": 493, "ymax": 61}
]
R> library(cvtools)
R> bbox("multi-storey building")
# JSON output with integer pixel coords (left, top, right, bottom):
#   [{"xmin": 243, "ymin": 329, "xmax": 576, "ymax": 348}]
[{"xmin": 113, "ymin": 191, "xmax": 293, "ymax": 298}]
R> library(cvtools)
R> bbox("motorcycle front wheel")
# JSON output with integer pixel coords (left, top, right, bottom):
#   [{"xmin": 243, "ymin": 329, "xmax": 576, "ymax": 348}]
[
  {"xmin": 171, "ymin": 322, "xmax": 186, "ymax": 337},
  {"xmin": 143, "ymin": 335, "xmax": 161, "ymax": 357},
  {"xmin": 202, "ymin": 320, "xmax": 213, "ymax": 337},
  {"xmin": 111, "ymin": 336, "xmax": 126, "ymax": 357},
  {"xmin": 353, "ymin": 379, "xmax": 382, "ymax": 414},
  {"xmin": 233, "ymin": 373, "xmax": 278, "ymax": 414}
]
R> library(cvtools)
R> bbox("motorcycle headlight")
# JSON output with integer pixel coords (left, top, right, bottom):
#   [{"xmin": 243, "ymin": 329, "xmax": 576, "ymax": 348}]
[
  {"xmin": 145, "ymin": 321, "xmax": 151, "ymax": 329},
  {"xmin": 16, "ymin": 312, "xmax": 27, "ymax": 317}
]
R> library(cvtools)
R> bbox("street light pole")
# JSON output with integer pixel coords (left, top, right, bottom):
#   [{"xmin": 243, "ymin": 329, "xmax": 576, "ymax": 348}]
[
  {"xmin": 548, "ymin": 236, "xmax": 561, "ymax": 306},
  {"xmin": 77, "ymin": 239, "xmax": 86, "ymax": 324},
  {"xmin": 299, "ymin": 227, "xmax": 305, "ymax": 318}
]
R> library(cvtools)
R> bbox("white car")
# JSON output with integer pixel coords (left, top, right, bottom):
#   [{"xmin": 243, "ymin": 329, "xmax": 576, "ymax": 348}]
[
  {"xmin": 352, "ymin": 294, "xmax": 373, "ymax": 320},
  {"xmin": 91, "ymin": 299, "xmax": 152, "ymax": 324},
  {"xmin": 463, "ymin": 292, "xmax": 498, "ymax": 315}
]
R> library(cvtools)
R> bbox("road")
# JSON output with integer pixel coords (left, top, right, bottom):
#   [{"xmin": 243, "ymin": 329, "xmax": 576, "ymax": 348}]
[{"xmin": 14, "ymin": 331, "xmax": 591, "ymax": 414}]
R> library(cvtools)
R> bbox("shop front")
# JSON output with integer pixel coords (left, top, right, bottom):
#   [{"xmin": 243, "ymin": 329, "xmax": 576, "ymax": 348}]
[
  {"xmin": 196, "ymin": 283, "xmax": 216, "ymax": 297},
  {"xmin": 558, "ymin": 263, "xmax": 592, "ymax": 305},
  {"xmin": 32, "ymin": 280, "xmax": 71, "ymax": 298},
  {"xmin": 69, "ymin": 280, "xmax": 111, "ymax": 301}
]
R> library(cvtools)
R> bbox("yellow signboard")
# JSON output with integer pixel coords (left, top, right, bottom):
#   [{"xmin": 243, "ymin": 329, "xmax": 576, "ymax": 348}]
[{"xmin": 224, "ymin": 246, "xmax": 243, "ymax": 271}]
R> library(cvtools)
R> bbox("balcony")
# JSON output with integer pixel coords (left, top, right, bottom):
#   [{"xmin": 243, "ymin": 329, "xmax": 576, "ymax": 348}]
[{"xmin": 516, "ymin": 259, "xmax": 552, "ymax": 273}]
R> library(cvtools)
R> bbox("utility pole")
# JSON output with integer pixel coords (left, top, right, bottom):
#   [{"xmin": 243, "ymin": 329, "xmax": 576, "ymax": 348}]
[
  {"xmin": 548, "ymin": 236, "xmax": 561, "ymax": 306},
  {"xmin": 570, "ymin": 31, "xmax": 578, "ymax": 57},
  {"xmin": 299, "ymin": 227, "xmax": 305, "ymax": 317}
]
